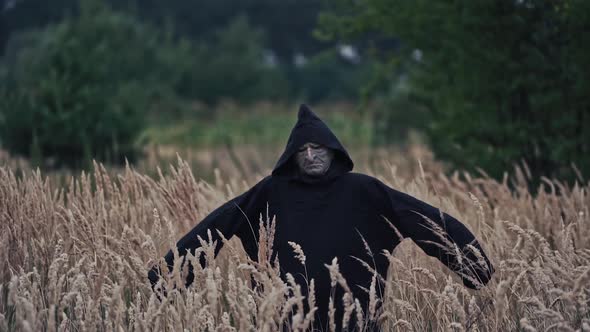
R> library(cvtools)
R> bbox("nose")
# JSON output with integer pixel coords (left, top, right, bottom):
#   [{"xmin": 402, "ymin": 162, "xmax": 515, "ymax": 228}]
[{"xmin": 306, "ymin": 146, "xmax": 313, "ymax": 160}]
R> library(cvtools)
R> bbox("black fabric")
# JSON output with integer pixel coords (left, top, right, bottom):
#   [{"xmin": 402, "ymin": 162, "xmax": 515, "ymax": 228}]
[
  {"xmin": 272, "ymin": 104, "xmax": 354, "ymax": 184},
  {"xmin": 148, "ymin": 104, "xmax": 494, "ymax": 331}
]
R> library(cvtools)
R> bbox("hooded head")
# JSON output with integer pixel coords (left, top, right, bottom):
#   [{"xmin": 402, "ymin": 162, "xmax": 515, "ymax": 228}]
[{"xmin": 272, "ymin": 104, "xmax": 354, "ymax": 183}]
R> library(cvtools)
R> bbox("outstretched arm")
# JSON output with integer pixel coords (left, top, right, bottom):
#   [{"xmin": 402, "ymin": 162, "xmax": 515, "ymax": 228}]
[
  {"xmin": 382, "ymin": 184, "xmax": 494, "ymax": 289},
  {"xmin": 148, "ymin": 177, "xmax": 270, "ymax": 289}
]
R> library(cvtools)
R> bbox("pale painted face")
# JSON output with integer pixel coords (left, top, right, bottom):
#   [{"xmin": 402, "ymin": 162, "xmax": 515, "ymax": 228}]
[{"xmin": 295, "ymin": 142, "xmax": 334, "ymax": 177}]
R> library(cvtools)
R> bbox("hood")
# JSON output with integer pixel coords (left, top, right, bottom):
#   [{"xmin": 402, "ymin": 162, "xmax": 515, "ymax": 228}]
[{"xmin": 272, "ymin": 104, "xmax": 354, "ymax": 183}]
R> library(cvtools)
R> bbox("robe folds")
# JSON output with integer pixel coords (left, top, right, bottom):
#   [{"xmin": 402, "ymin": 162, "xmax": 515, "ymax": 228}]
[{"xmin": 149, "ymin": 104, "xmax": 494, "ymax": 331}]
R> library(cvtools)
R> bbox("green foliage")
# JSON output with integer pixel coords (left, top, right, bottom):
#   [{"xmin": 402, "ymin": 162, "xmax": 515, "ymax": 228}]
[
  {"xmin": 2, "ymin": 0, "xmax": 327, "ymax": 63},
  {"xmin": 2, "ymin": 0, "xmax": 373, "ymax": 105},
  {"xmin": 290, "ymin": 49, "xmax": 375, "ymax": 103},
  {"xmin": 117, "ymin": 0, "xmax": 326, "ymax": 62},
  {"xmin": 0, "ymin": 0, "xmax": 161, "ymax": 167},
  {"xmin": 320, "ymin": 0, "xmax": 590, "ymax": 182},
  {"xmin": 184, "ymin": 16, "xmax": 291, "ymax": 105},
  {"xmin": 1, "ymin": 1, "xmax": 297, "ymax": 167},
  {"xmin": 371, "ymin": 75, "xmax": 430, "ymax": 146}
]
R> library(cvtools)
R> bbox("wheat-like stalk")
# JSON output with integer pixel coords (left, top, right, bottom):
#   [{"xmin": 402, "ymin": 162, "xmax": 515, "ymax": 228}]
[{"xmin": 0, "ymin": 147, "xmax": 588, "ymax": 331}]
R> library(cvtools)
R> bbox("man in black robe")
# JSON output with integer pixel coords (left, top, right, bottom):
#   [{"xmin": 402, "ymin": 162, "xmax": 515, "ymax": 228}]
[{"xmin": 148, "ymin": 104, "xmax": 494, "ymax": 331}]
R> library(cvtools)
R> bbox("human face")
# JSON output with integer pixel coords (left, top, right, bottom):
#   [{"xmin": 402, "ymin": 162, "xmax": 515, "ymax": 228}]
[{"xmin": 295, "ymin": 142, "xmax": 334, "ymax": 177}]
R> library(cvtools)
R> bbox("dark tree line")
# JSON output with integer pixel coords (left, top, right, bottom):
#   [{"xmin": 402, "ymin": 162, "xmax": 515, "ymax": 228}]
[
  {"xmin": 0, "ymin": 0, "xmax": 374, "ymax": 168},
  {"xmin": 1, "ymin": 0, "xmax": 327, "ymax": 62},
  {"xmin": 320, "ymin": 0, "xmax": 590, "ymax": 184}
]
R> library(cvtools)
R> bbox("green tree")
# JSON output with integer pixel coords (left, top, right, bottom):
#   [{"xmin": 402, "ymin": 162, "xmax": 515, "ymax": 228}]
[
  {"xmin": 2, "ymin": 0, "xmax": 328, "ymax": 65},
  {"xmin": 0, "ymin": 0, "xmax": 168, "ymax": 167},
  {"xmin": 319, "ymin": 0, "xmax": 590, "ymax": 182},
  {"xmin": 185, "ymin": 15, "xmax": 290, "ymax": 105},
  {"xmin": 289, "ymin": 49, "xmax": 375, "ymax": 103},
  {"xmin": 2, "ymin": 0, "xmax": 373, "ymax": 103},
  {"xmin": 113, "ymin": 0, "xmax": 328, "ymax": 62}
]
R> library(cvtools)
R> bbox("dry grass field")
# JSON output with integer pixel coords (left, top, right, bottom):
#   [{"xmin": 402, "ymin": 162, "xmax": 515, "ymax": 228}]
[{"xmin": 0, "ymin": 145, "xmax": 589, "ymax": 331}]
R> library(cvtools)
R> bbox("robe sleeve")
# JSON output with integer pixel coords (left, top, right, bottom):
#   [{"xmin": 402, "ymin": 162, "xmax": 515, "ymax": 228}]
[
  {"xmin": 148, "ymin": 176, "xmax": 270, "ymax": 288},
  {"xmin": 381, "ymin": 183, "xmax": 494, "ymax": 289}
]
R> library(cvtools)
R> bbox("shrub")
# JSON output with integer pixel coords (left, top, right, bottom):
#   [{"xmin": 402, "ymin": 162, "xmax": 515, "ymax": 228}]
[
  {"xmin": 0, "ymin": 0, "xmax": 165, "ymax": 168},
  {"xmin": 184, "ymin": 15, "xmax": 291, "ymax": 105},
  {"xmin": 290, "ymin": 49, "xmax": 374, "ymax": 103},
  {"xmin": 319, "ymin": 0, "xmax": 590, "ymax": 183}
]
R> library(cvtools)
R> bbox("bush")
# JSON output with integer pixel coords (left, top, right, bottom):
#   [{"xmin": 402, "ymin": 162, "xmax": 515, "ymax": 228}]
[
  {"xmin": 371, "ymin": 76, "xmax": 430, "ymax": 146},
  {"xmin": 320, "ymin": 1, "xmax": 590, "ymax": 183},
  {"xmin": 183, "ymin": 15, "xmax": 291, "ymax": 105},
  {"xmin": 0, "ymin": 0, "xmax": 172, "ymax": 168},
  {"xmin": 290, "ymin": 49, "xmax": 374, "ymax": 103}
]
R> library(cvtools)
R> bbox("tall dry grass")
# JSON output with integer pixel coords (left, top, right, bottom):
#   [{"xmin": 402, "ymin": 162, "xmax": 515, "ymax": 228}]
[{"xmin": 0, "ymin": 146, "xmax": 589, "ymax": 331}]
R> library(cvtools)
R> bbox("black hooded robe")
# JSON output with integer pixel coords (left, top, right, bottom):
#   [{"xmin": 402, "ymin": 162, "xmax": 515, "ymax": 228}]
[{"xmin": 149, "ymin": 104, "xmax": 494, "ymax": 331}]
